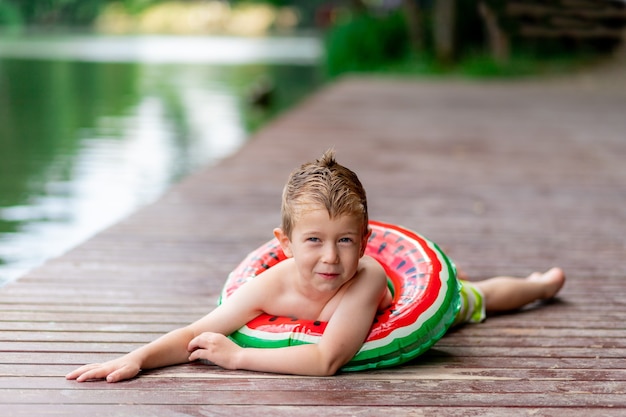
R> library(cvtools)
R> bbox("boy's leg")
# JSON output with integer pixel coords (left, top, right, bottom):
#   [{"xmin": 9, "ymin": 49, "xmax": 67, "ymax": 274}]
[{"xmin": 473, "ymin": 267, "xmax": 565, "ymax": 313}]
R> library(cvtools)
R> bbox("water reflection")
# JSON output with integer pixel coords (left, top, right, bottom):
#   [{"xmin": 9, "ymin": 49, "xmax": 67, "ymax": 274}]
[{"xmin": 0, "ymin": 35, "xmax": 321, "ymax": 285}]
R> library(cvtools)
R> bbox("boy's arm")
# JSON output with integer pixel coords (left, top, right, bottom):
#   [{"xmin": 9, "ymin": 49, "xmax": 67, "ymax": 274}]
[
  {"xmin": 66, "ymin": 324, "xmax": 197, "ymax": 382},
  {"xmin": 66, "ymin": 281, "xmax": 266, "ymax": 383},
  {"xmin": 189, "ymin": 259, "xmax": 388, "ymax": 376}
]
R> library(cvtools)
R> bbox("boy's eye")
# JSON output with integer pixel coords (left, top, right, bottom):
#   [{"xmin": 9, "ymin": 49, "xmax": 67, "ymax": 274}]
[
  {"xmin": 339, "ymin": 237, "xmax": 354, "ymax": 244},
  {"xmin": 306, "ymin": 237, "xmax": 321, "ymax": 243}
]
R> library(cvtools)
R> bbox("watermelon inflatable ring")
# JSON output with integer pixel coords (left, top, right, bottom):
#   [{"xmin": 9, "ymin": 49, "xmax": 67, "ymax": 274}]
[{"xmin": 219, "ymin": 220, "xmax": 461, "ymax": 371}]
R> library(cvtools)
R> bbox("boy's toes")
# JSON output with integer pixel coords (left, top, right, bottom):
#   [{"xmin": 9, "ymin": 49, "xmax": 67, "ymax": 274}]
[
  {"xmin": 526, "ymin": 267, "xmax": 565, "ymax": 299},
  {"xmin": 541, "ymin": 267, "xmax": 565, "ymax": 299}
]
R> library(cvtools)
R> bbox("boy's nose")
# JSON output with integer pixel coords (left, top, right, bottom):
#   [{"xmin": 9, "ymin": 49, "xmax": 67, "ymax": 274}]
[{"xmin": 322, "ymin": 244, "xmax": 339, "ymax": 263}]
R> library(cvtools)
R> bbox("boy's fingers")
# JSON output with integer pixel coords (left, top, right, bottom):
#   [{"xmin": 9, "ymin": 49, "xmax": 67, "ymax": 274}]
[
  {"xmin": 188, "ymin": 348, "xmax": 206, "ymax": 362},
  {"xmin": 112, "ymin": 364, "xmax": 139, "ymax": 383},
  {"xmin": 67, "ymin": 361, "xmax": 139, "ymax": 383},
  {"xmin": 106, "ymin": 368, "xmax": 124, "ymax": 383},
  {"xmin": 188, "ymin": 332, "xmax": 213, "ymax": 352},
  {"xmin": 66, "ymin": 364, "xmax": 99, "ymax": 380},
  {"xmin": 65, "ymin": 369, "xmax": 79, "ymax": 380},
  {"xmin": 80, "ymin": 367, "xmax": 111, "ymax": 382}
]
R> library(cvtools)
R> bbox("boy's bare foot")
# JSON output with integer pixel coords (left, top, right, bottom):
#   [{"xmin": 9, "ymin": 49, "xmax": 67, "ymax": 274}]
[{"xmin": 526, "ymin": 267, "xmax": 565, "ymax": 300}]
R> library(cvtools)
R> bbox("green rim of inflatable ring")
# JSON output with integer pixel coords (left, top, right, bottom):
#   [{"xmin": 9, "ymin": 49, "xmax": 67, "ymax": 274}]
[{"xmin": 219, "ymin": 220, "xmax": 461, "ymax": 371}]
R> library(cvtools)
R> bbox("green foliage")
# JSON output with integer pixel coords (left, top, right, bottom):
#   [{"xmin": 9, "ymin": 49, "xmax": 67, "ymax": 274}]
[
  {"xmin": 324, "ymin": 10, "xmax": 409, "ymax": 77},
  {"xmin": 0, "ymin": 1, "xmax": 23, "ymax": 27},
  {"xmin": 323, "ymin": 2, "xmax": 490, "ymax": 78},
  {"xmin": 360, "ymin": 48, "xmax": 599, "ymax": 79},
  {"xmin": 0, "ymin": 0, "xmax": 111, "ymax": 25}
]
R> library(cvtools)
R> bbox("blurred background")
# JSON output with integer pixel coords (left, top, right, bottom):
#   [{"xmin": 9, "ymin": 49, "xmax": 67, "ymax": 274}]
[{"xmin": 1, "ymin": 0, "xmax": 625, "ymax": 285}]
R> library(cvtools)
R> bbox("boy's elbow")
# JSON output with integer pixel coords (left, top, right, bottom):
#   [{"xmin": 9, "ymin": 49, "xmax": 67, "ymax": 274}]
[
  {"xmin": 314, "ymin": 363, "xmax": 340, "ymax": 377},
  {"xmin": 328, "ymin": 362, "xmax": 344, "ymax": 376},
  {"xmin": 316, "ymin": 353, "xmax": 348, "ymax": 376},
  {"xmin": 299, "ymin": 344, "xmax": 352, "ymax": 376}
]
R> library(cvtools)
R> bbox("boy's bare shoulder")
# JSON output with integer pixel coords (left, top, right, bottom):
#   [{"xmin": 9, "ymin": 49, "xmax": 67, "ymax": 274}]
[
  {"xmin": 358, "ymin": 256, "xmax": 392, "ymax": 310},
  {"xmin": 253, "ymin": 257, "xmax": 294, "ymax": 286},
  {"xmin": 356, "ymin": 255, "xmax": 387, "ymax": 288},
  {"xmin": 358, "ymin": 255, "xmax": 385, "ymax": 272}
]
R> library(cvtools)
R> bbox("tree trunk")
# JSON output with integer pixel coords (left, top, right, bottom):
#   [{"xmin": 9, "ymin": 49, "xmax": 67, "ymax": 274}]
[
  {"xmin": 402, "ymin": 0, "xmax": 423, "ymax": 55},
  {"xmin": 478, "ymin": 1, "xmax": 510, "ymax": 64},
  {"xmin": 434, "ymin": 0, "xmax": 456, "ymax": 65}
]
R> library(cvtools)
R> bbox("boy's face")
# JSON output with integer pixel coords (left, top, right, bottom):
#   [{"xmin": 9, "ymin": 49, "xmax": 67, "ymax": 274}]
[{"xmin": 275, "ymin": 205, "xmax": 367, "ymax": 294}]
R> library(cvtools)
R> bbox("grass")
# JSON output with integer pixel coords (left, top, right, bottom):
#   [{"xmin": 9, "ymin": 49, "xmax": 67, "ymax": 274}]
[{"xmin": 368, "ymin": 51, "xmax": 601, "ymax": 79}]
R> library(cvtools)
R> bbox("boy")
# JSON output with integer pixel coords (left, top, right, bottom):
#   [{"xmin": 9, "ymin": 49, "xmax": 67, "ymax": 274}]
[{"xmin": 66, "ymin": 150, "xmax": 565, "ymax": 382}]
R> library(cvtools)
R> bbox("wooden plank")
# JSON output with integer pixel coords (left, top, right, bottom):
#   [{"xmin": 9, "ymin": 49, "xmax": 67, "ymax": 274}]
[
  {"xmin": 0, "ymin": 312, "xmax": 201, "ymax": 324},
  {"xmin": 0, "ymin": 388, "xmax": 624, "ymax": 407},
  {"xmin": 520, "ymin": 26, "xmax": 626, "ymax": 38},
  {"xmin": 2, "ymin": 364, "xmax": 625, "ymax": 381},
  {"xmin": 0, "ymin": 405, "xmax": 622, "ymax": 417},
  {"xmin": 2, "ymin": 376, "xmax": 626, "ymax": 395},
  {"xmin": 507, "ymin": 2, "xmax": 626, "ymax": 19}
]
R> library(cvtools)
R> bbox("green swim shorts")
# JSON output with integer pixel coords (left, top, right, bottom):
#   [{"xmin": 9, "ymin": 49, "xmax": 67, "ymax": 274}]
[{"xmin": 453, "ymin": 280, "xmax": 486, "ymax": 326}]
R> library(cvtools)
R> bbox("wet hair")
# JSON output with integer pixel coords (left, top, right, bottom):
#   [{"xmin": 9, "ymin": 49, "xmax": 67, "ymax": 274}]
[{"xmin": 280, "ymin": 149, "xmax": 368, "ymax": 238}]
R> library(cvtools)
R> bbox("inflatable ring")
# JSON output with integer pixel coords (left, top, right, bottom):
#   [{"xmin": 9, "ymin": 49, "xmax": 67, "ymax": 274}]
[{"xmin": 219, "ymin": 220, "xmax": 461, "ymax": 371}]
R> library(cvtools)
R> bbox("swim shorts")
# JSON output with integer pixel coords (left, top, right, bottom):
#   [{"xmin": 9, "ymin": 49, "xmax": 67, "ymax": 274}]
[{"xmin": 453, "ymin": 280, "xmax": 486, "ymax": 326}]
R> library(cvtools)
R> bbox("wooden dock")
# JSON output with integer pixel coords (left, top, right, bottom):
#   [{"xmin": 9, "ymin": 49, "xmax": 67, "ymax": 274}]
[{"xmin": 1, "ymin": 72, "xmax": 625, "ymax": 416}]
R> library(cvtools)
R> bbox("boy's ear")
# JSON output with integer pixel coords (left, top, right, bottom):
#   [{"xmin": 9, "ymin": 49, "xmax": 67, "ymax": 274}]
[
  {"xmin": 360, "ymin": 227, "xmax": 372, "ymax": 257},
  {"xmin": 273, "ymin": 227, "xmax": 293, "ymax": 258}
]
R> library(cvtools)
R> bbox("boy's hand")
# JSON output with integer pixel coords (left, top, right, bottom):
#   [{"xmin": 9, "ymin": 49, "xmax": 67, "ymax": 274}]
[
  {"xmin": 188, "ymin": 332, "xmax": 241, "ymax": 370},
  {"xmin": 65, "ymin": 357, "xmax": 141, "ymax": 383}
]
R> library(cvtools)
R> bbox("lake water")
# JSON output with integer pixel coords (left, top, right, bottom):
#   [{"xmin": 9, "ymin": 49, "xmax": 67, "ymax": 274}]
[{"xmin": 0, "ymin": 33, "xmax": 323, "ymax": 286}]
